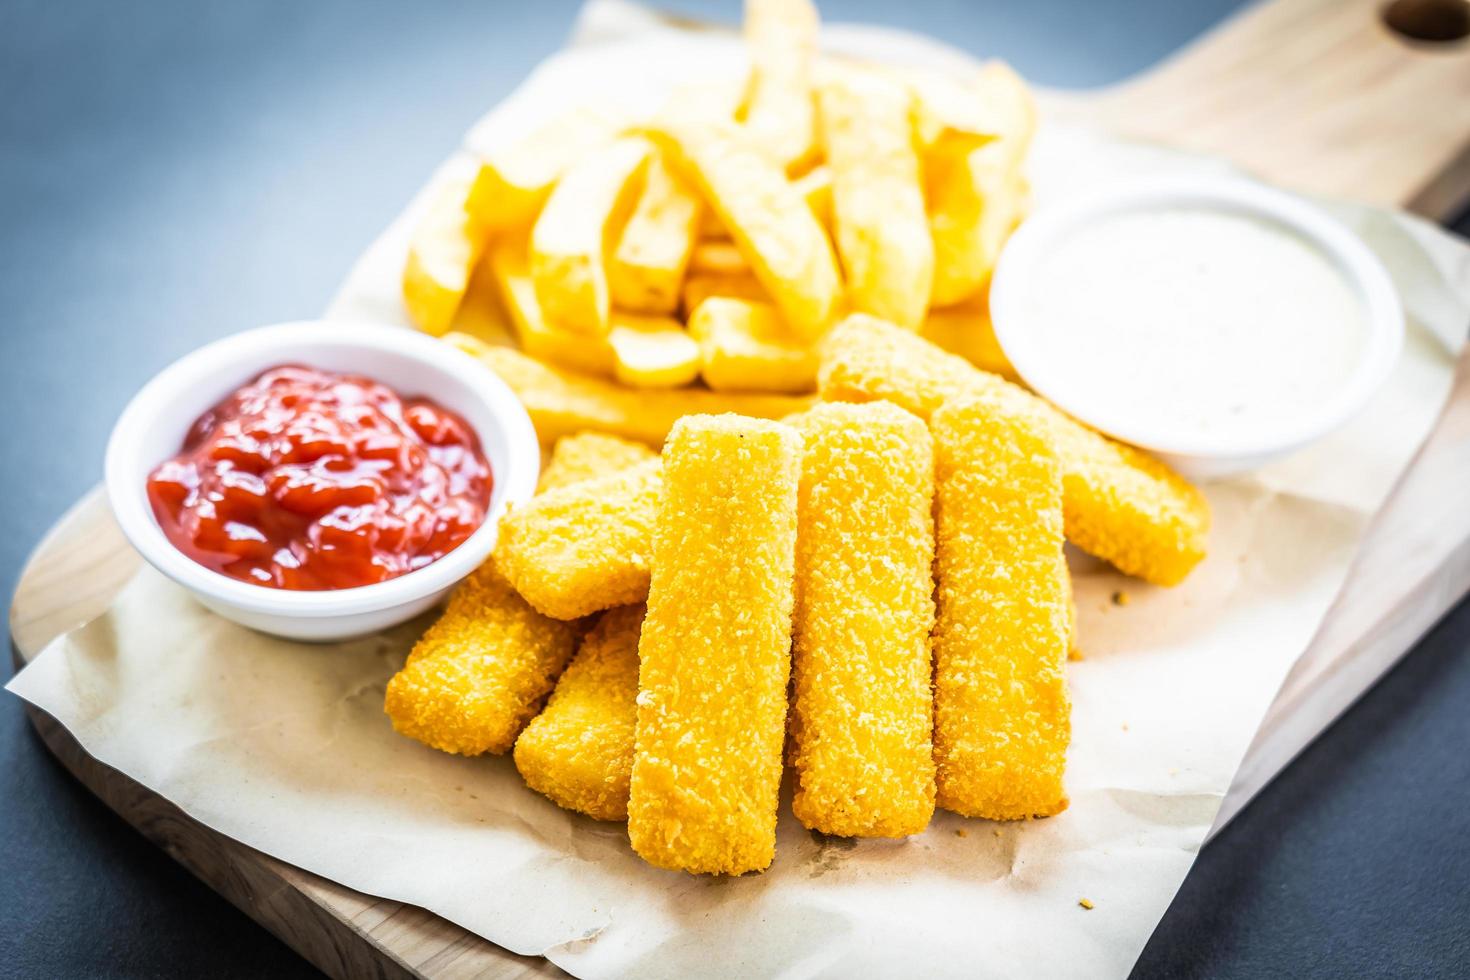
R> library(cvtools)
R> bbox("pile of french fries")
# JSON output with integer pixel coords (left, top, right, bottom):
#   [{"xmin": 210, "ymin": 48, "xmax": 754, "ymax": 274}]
[
  {"xmin": 401, "ymin": 0, "xmax": 1032, "ymax": 391},
  {"xmin": 386, "ymin": 0, "xmax": 1212, "ymax": 878}
]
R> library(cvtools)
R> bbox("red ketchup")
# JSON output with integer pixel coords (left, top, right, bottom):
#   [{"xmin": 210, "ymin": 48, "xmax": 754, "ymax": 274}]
[{"xmin": 147, "ymin": 365, "xmax": 493, "ymax": 591}]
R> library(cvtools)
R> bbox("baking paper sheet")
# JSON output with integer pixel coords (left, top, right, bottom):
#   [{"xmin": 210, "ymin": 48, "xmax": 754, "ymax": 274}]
[{"xmin": 11, "ymin": 3, "xmax": 1470, "ymax": 977}]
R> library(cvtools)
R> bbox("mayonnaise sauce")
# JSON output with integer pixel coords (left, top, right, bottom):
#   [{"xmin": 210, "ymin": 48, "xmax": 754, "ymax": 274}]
[{"xmin": 1025, "ymin": 208, "xmax": 1368, "ymax": 444}]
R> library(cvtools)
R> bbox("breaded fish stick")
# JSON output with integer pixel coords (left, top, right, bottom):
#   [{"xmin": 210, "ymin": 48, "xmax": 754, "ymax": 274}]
[
  {"xmin": 930, "ymin": 395, "xmax": 1071, "ymax": 819},
  {"xmin": 384, "ymin": 564, "xmax": 579, "ymax": 756},
  {"xmin": 494, "ymin": 459, "xmax": 662, "ymax": 620},
  {"xmin": 444, "ymin": 333, "xmax": 813, "ymax": 447},
  {"xmin": 537, "ymin": 431, "xmax": 656, "ymax": 493},
  {"xmin": 789, "ymin": 402, "xmax": 937, "ymax": 838},
  {"xmin": 628, "ymin": 415, "xmax": 802, "ymax": 874},
  {"xmin": 818, "ymin": 315, "xmax": 1209, "ymax": 586},
  {"xmin": 514, "ymin": 605, "xmax": 644, "ymax": 821}
]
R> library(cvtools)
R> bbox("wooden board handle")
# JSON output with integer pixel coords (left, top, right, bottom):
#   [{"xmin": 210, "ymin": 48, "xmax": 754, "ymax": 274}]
[{"xmin": 1075, "ymin": 0, "xmax": 1470, "ymax": 217}]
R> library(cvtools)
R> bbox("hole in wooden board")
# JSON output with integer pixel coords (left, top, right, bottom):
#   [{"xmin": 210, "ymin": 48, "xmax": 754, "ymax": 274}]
[{"xmin": 1382, "ymin": 0, "xmax": 1470, "ymax": 43}]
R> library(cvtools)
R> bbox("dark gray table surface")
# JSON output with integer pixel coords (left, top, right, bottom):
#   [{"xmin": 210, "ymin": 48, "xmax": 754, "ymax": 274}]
[{"xmin": 3, "ymin": 1, "xmax": 1467, "ymax": 977}]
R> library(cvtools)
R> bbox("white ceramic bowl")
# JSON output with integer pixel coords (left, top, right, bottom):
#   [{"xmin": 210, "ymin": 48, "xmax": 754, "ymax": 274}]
[
  {"xmin": 990, "ymin": 177, "xmax": 1404, "ymax": 479},
  {"xmin": 105, "ymin": 321, "xmax": 539, "ymax": 641}
]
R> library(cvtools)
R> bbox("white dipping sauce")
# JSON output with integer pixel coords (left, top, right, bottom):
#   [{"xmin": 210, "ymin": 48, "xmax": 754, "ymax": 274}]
[{"xmin": 1025, "ymin": 207, "xmax": 1368, "ymax": 444}]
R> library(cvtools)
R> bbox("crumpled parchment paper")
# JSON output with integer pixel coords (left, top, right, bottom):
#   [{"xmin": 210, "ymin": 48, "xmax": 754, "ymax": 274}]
[{"xmin": 11, "ymin": 3, "xmax": 1470, "ymax": 977}]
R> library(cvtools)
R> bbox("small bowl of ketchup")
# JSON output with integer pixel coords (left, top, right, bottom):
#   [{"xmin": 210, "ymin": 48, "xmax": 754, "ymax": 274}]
[{"xmin": 105, "ymin": 321, "xmax": 539, "ymax": 641}]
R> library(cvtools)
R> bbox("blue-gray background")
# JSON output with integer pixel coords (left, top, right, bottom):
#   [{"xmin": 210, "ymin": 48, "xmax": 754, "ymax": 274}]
[{"xmin": 2, "ymin": 1, "xmax": 1467, "ymax": 976}]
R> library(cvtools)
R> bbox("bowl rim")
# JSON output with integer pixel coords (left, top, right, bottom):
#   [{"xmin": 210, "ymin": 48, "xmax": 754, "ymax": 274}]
[
  {"xmin": 989, "ymin": 175, "xmax": 1405, "ymax": 461},
  {"xmin": 104, "ymin": 320, "xmax": 539, "ymax": 618}
]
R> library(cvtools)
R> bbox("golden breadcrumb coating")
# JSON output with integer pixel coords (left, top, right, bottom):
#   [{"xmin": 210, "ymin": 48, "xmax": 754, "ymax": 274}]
[
  {"xmin": 537, "ymin": 431, "xmax": 657, "ymax": 493},
  {"xmin": 443, "ymin": 333, "xmax": 813, "ymax": 447},
  {"xmin": 788, "ymin": 402, "xmax": 937, "ymax": 838},
  {"xmin": 930, "ymin": 395, "xmax": 1071, "ymax": 819},
  {"xmin": 817, "ymin": 314, "xmax": 1209, "ymax": 586},
  {"xmin": 384, "ymin": 563, "xmax": 579, "ymax": 756},
  {"xmin": 628, "ymin": 414, "xmax": 802, "ymax": 874},
  {"xmin": 493, "ymin": 459, "xmax": 662, "ymax": 620},
  {"xmin": 514, "ymin": 605, "xmax": 644, "ymax": 821}
]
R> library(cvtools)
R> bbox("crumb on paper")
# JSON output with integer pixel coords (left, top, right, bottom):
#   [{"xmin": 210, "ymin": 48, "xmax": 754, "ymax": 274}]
[
  {"xmin": 1079, "ymin": 898, "xmax": 1095, "ymax": 910},
  {"xmin": 1111, "ymin": 590, "xmax": 1130, "ymax": 607},
  {"xmin": 954, "ymin": 828, "xmax": 967, "ymax": 838},
  {"xmin": 1121, "ymin": 722, "xmax": 1129, "ymax": 732}
]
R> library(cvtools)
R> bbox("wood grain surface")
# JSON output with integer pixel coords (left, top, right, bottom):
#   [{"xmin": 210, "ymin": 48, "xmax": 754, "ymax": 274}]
[
  {"xmin": 10, "ymin": 0, "xmax": 1470, "ymax": 976},
  {"xmin": 1066, "ymin": 0, "xmax": 1470, "ymax": 220}
]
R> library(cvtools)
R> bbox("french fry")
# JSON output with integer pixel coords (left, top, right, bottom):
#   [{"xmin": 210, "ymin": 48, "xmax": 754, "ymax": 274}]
[
  {"xmin": 792, "ymin": 164, "xmax": 833, "ymax": 227},
  {"xmin": 628, "ymin": 415, "xmax": 802, "ymax": 875},
  {"xmin": 926, "ymin": 62, "xmax": 1036, "ymax": 306},
  {"xmin": 489, "ymin": 240, "xmax": 616, "ymax": 377},
  {"xmin": 445, "ymin": 333, "xmax": 813, "ymax": 447},
  {"xmin": 384, "ymin": 564, "xmax": 579, "ymax": 756},
  {"xmin": 817, "ymin": 315, "xmax": 1209, "ymax": 586},
  {"xmin": 609, "ymin": 150, "xmax": 703, "ymax": 315},
  {"xmin": 513, "ymin": 605, "xmax": 644, "ymax": 821},
  {"xmin": 688, "ymin": 297, "xmax": 817, "ymax": 393},
  {"xmin": 402, "ymin": 173, "xmax": 489, "ymax": 336},
  {"xmin": 538, "ymin": 431, "xmax": 656, "ymax": 493},
  {"xmin": 468, "ymin": 107, "xmax": 628, "ymax": 232},
  {"xmin": 930, "ymin": 394, "xmax": 1070, "ymax": 820},
  {"xmin": 654, "ymin": 122, "xmax": 841, "ymax": 341},
  {"xmin": 662, "ymin": 79, "xmax": 745, "ymax": 128},
  {"xmin": 445, "ymin": 242, "xmax": 514, "ymax": 344},
  {"xmin": 607, "ymin": 313, "xmax": 702, "ymax": 388},
  {"xmin": 494, "ymin": 459, "xmax": 662, "ymax": 620},
  {"xmin": 699, "ymin": 209, "xmax": 730, "ymax": 241},
  {"xmin": 664, "ymin": 80, "xmax": 741, "ymax": 248},
  {"xmin": 697, "ymin": 165, "xmax": 830, "ymax": 240},
  {"xmin": 918, "ymin": 293, "xmax": 1018, "ymax": 381},
  {"xmin": 695, "ymin": 175, "xmax": 833, "ymax": 255},
  {"xmin": 738, "ymin": 0, "xmax": 821, "ymax": 174},
  {"xmin": 904, "ymin": 66, "xmax": 1000, "ymax": 156},
  {"xmin": 818, "ymin": 68, "xmax": 933, "ymax": 330},
  {"xmin": 530, "ymin": 137, "xmax": 652, "ymax": 334},
  {"xmin": 689, "ymin": 240, "xmax": 750, "ymax": 277},
  {"xmin": 680, "ymin": 272, "xmax": 768, "ymax": 318},
  {"xmin": 788, "ymin": 402, "xmax": 937, "ymax": 838},
  {"xmin": 687, "ymin": 160, "xmax": 829, "ymax": 249}
]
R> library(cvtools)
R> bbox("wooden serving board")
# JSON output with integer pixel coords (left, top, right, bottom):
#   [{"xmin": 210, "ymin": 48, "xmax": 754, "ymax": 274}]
[{"xmin": 9, "ymin": 0, "xmax": 1470, "ymax": 976}]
